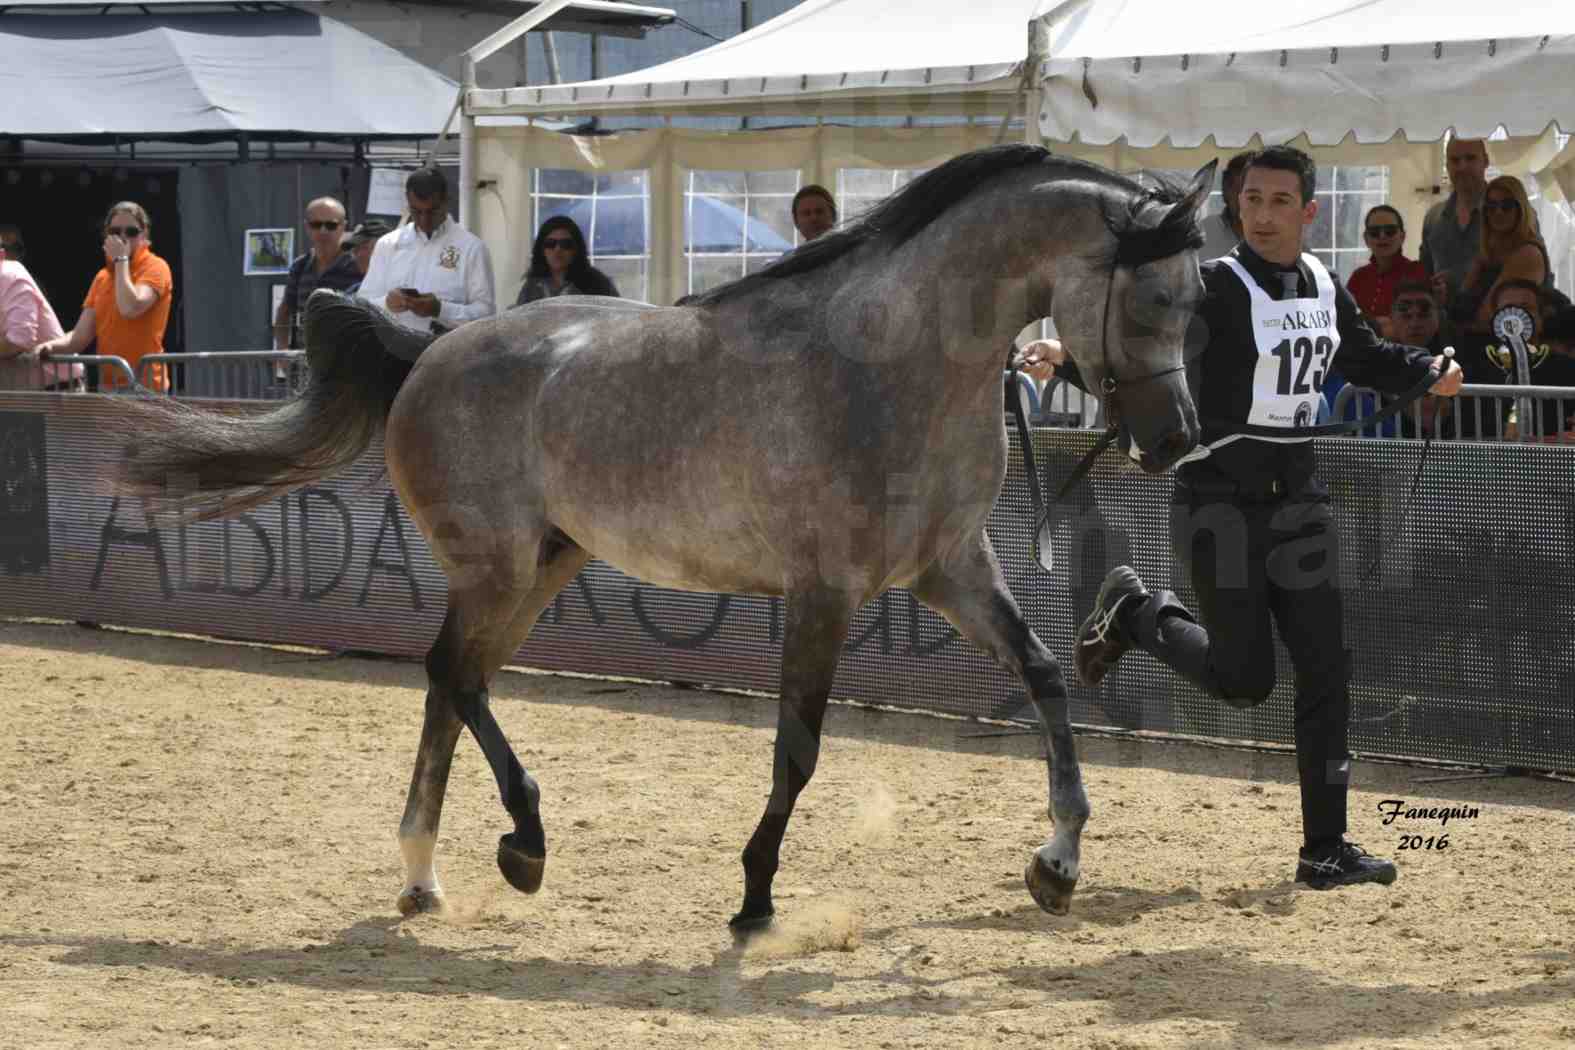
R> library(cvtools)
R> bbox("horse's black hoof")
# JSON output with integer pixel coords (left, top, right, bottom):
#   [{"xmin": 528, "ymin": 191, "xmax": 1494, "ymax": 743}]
[
  {"xmin": 1025, "ymin": 853, "xmax": 1077, "ymax": 915},
  {"xmin": 728, "ymin": 897, "xmax": 774, "ymax": 938},
  {"xmin": 498, "ymin": 832, "xmax": 546, "ymax": 894}
]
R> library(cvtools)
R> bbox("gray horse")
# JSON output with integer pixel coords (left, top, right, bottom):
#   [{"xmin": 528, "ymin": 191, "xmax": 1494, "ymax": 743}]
[{"xmin": 119, "ymin": 145, "xmax": 1214, "ymax": 927}]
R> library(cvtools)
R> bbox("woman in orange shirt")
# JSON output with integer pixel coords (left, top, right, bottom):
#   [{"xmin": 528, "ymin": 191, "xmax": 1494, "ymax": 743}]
[{"xmin": 37, "ymin": 201, "xmax": 172, "ymax": 391}]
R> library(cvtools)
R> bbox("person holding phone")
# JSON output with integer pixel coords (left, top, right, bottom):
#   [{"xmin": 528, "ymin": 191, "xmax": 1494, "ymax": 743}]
[
  {"xmin": 355, "ymin": 166, "xmax": 495, "ymax": 333},
  {"xmin": 35, "ymin": 201, "xmax": 172, "ymax": 391}
]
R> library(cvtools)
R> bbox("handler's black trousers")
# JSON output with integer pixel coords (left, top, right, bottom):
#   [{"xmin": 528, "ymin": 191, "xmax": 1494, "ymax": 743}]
[{"xmin": 1121, "ymin": 488, "xmax": 1352, "ymax": 849}]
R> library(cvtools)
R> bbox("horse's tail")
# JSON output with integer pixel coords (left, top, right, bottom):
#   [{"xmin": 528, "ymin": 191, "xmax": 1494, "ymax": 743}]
[{"xmin": 117, "ymin": 290, "xmax": 437, "ymax": 521}]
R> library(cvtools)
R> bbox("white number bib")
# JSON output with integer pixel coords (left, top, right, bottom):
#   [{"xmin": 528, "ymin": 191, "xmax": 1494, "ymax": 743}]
[{"xmin": 1219, "ymin": 253, "xmax": 1341, "ymax": 435}]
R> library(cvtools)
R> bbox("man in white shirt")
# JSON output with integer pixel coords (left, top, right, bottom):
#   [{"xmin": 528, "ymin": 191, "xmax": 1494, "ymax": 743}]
[{"xmin": 356, "ymin": 166, "xmax": 496, "ymax": 332}]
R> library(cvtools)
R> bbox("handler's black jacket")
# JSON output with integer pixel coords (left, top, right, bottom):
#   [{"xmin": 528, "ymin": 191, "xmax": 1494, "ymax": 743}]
[{"xmin": 1059, "ymin": 243, "xmax": 1435, "ymax": 497}]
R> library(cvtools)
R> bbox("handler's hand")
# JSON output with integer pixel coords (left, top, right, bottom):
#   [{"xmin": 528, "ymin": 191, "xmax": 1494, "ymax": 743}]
[
  {"xmin": 1429, "ymin": 355, "xmax": 1464, "ymax": 397},
  {"xmin": 1012, "ymin": 338, "xmax": 1066, "ymax": 384},
  {"xmin": 407, "ymin": 293, "xmax": 440, "ymax": 319},
  {"xmin": 385, "ymin": 289, "xmax": 409, "ymax": 313}
]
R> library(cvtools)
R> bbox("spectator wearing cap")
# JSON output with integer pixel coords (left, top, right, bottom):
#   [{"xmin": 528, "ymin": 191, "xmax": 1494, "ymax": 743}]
[
  {"xmin": 35, "ymin": 200, "xmax": 173, "ymax": 391},
  {"xmin": 791, "ymin": 185, "xmax": 837, "ymax": 243},
  {"xmin": 1386, "ymin": 281, "xmax": 1465, "ymax": 438},
  {"xmin": 274, "ymin": 197, "xmax": 360, "ymax": 355},
  {"xmin": 1, "ymin": 237, "xmax": 83, "ymax": 391},
  {"xmin": 1346, "ymin": 205, "xmax": 1428, "ymax": 336},
  {"xmin": 356, "ymin": 166, "xmax": 496, "ymax": 333},
  {"xmin": 342, "ymin": 220, "xmax": 392, "ymax": 293}
]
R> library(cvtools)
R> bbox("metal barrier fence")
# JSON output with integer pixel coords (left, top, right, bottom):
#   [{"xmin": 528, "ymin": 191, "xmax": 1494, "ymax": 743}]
[
  {"xmin": 2, "ymin": 392, "xmax": 1570, "ymax": 775},
  {"xmin": 0, "ymin": 351, "xmax": 305, "ymax": 399},
  {"xmin": 1333, "ymin": 383, "xmax": 1575, "ymax": 442},
  {"xmin": 140, "ymin": 351, "xmax": 308, "ymax": 400},
  {"xmin": 0, "ymin": 353, "xmax": 138, "ymax": 392}
]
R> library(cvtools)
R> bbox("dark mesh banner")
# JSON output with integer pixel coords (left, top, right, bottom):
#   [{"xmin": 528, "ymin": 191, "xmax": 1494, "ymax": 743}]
[{"xmin": 4, "ymin": 394, "xmax": 1571, "ymax": 774}]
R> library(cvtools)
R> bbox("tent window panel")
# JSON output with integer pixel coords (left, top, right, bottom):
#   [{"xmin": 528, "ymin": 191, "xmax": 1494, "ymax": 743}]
[
  {"xmin": 837, "ymin": 168, "xmax": 930, "ymax": 224},
  {"xmin": 1313, "ymin": 165, "xmax": 1391, "ymax": 274},
  {"xmin": 692, "ymin": 171, "xmax": 745, "ymax": 194},
  {"xmin": 538, "ymin": 169, "xmax": 595, "ymax": 195},
  {"xmin": 1337, "ymin": 192, "xmax": 1389, "ymax": 259},
  {"xmin": 746, "ymin": 171, "xmax": 799, "ymax": 195},
  {"xmin": 595, "ymin": 257, "xmax": 648, "ymax": 300},
  {"xmin": 532, "ymin": 168, "xmax": 651, "ymax": 303},
  {"xmin": 683, "ymin": 168, "xmax": 799, "ymax": 296},
  {"xmin": 689, "ymin": 255, "xmax": 746, "ymax": 297}
]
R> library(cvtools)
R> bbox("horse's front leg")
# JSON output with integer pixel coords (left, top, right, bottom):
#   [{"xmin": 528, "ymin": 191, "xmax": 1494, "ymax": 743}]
[
  {"xmin": 731, "ymin": 586, "xmax": 859, "ymax": 931},
  {"xmin": 911, "ymin": 531, "xmax": 1089, "ymax": 914}
]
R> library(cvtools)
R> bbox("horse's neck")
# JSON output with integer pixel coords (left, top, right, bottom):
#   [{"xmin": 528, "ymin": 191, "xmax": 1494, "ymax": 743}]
[{"xmin": 853, "ymin": 177, "xmax": 1054, "ymax": 376}]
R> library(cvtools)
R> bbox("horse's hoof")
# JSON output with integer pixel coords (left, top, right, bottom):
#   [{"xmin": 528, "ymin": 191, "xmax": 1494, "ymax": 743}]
[
  {"xmin": 396, "ymin": 886, "xmax": 445, "ymax": 916},
  {"xmin": 498, "ymin": 832, "xmax": 546, "ymax": 894},
  {"xmin": 1025, "ymin": 853, "xmax": 1077, "ymax": 915},
  {"xmin": 728, "ymin": 905, "xmax": 774, "ymax": 941}
]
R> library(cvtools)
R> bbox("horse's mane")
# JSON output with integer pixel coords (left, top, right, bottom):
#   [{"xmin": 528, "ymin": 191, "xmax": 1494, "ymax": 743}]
[{"xmin": 690, "ymin": 146, "xmax": 1204, "ymax": 307}]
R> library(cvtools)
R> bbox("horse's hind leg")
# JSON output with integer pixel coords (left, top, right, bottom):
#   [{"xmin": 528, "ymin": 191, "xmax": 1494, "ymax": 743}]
[
  {"xmin": 910, "ymin": 531, "xmax": 1088, "ymax": 915},
  {"xmin": 396, "ymin": 528, "xmax": 591, "ymax": 914},
  {"xmin": 731, "ymin": 586, "xmax": 860, "ymax": 931}
]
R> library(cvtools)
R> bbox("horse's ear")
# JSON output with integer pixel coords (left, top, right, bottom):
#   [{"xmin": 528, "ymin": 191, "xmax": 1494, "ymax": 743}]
[{"xmin": 1178, "ymin": 159, "xmax": 1219, "ymax": 219}]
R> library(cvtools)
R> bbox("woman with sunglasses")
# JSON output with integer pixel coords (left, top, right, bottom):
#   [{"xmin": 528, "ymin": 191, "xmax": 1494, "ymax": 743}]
[
  {"xmin": 514, "ymin": 217, "xmax": 619, "ymax": 307},
  {"xmin": 36, "ymin": 201, "xmax": 173, "ymax": 391},
  {"xmin": 1453, "ymin": 175, "xmax": 1549, "ymax": 331},
  {"xmin": 1345, "ymin": 205, "xmax": 1426, "ymax": 337}
]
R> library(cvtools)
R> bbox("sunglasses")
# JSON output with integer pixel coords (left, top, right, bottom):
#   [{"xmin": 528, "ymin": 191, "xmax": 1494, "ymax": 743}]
[
  {"xmin": 307, "ymin": 220, "xmax": 343, "ymax": 231},
  {"xmin": 107, "ymin": 225, "xmax": 142, "ymax": 239},
  {"xmin": 1365, "ymin": 224, "xmax": 1400, "ymax": 238},
  {"xmin": 543, "ymin": 237, "xmax": 576, "ymax": 250},
  {"xmin": 1392, "ymin": 300, "xmax": 1434, "ymax": 318},
  {"xmin": 1483, "ymin": 199, "xmax": 1520, "ymax": 214}
]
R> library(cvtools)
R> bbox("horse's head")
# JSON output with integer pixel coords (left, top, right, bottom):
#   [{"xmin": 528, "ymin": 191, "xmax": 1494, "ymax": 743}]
[{"xmin": 1051, "ymin": 160, "xmax": 1216, "ymax": 473}]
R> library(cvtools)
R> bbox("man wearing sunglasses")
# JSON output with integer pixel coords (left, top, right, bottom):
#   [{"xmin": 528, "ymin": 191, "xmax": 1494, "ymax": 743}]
[
  {"xmin": 1387, "ymin": 282, "xmax": 1466, "ymax": 438},
  {"xmin": 273, "ymin": 197, "xmax": 360, "ymax": 363},
  {"xmin": 356, "ymin": 166, "xmax": 495, "ymax": 334}
]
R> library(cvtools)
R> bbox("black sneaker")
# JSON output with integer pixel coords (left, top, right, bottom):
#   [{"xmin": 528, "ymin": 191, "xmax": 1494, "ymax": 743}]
[
  {"xmin": 1074, "ymin": 566, "xmax": 1148, "ymax": 686},
  {"xmin": 1295, "ymin": 840, "xmax": 1398, "ymax": 890}
]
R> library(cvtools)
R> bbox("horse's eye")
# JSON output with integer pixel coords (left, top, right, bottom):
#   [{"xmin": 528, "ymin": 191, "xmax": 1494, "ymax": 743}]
[{"xmin": 1153, "ymin": 292, "xmax": 1174, "ymax": 309}]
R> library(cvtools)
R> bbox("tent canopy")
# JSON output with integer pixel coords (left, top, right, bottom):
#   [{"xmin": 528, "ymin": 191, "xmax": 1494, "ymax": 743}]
[
  {"xmin": 0, "ymin": 11, "xmax": 460, "ymax": 141},
  {"xmin": 1035, "ymin": 0, "xmax": 1575, "ymax": 147},
  {"xmin": 468, "ymin": 0, "xmax": 1057, "ymax": 118}
]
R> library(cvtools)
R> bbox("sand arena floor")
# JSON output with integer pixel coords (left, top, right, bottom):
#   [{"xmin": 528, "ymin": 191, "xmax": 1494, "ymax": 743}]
[{"xmin": 1, "ymin": 618, "xmax": 1573, "ymax": 1050}]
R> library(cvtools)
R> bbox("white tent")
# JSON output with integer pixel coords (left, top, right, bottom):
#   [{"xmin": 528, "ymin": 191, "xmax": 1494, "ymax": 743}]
[
  {"xmin": 1035, "ymin": 0, "xmax": 1575, "ymax": 147},
  {"xmin": 463, "ymin": 0, "xmax": 1575, "ymax": 307},
  {"xmin": 464, "ymin": 0, "xmax": 1055, "ymax": 306},
  {"xmin": 1031, "ymin": 0, "xmax": 1575, "ymax": 273},
  {"xmin": 469, "ymin": 0, "xmax": 1057, "ymax": 118}
]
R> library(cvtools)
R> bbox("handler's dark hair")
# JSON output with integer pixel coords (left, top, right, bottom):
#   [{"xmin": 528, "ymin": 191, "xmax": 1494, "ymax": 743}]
[
  {"xmin": 405, "ymin": 166, "xmax": 448, "ymax": 200},
  {"xmin": 1244, "ymin": 145, "xmax": 1318, "ymax": 206}
]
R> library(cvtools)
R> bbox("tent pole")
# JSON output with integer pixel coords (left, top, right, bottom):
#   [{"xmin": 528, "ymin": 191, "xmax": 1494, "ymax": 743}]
[{"xmin": 460, "ymin": 54, "xmax": 479, "ymax": 231}]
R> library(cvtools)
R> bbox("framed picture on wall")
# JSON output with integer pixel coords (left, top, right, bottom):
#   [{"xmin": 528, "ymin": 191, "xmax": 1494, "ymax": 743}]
[{"xmin": 243, "ymin": 228, "xmax": 294, "ymax": 276}]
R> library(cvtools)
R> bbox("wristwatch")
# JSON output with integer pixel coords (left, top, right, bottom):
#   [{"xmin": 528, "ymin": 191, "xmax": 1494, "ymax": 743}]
[{"xmin": 113, "ymin": 255, "xmax": 129, "ymax": 263}]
